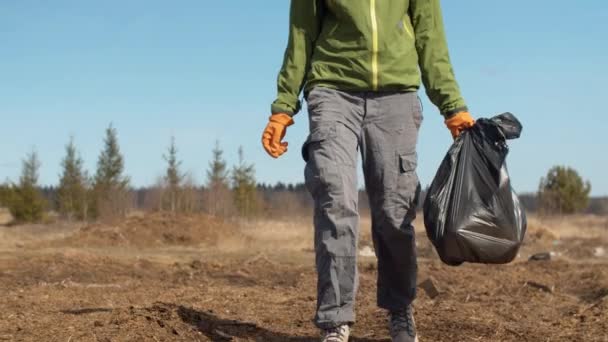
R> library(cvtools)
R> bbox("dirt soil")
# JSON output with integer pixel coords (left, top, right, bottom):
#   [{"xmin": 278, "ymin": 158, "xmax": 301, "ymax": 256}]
[{"xmin": 0, "ymin": 213, "xmax": 607, "ymax": 342}]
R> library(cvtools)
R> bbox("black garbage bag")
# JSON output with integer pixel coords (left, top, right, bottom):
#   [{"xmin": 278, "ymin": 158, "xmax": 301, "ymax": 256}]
[{"xmin": 423, "ymin": 112, "xmax": 527, "ymax": 265}]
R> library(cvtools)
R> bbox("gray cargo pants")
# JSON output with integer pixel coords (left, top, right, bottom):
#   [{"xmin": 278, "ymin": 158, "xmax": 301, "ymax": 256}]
[{"xmin": 302, "ymin": 87, "xmax": 422, "ymax": 329}]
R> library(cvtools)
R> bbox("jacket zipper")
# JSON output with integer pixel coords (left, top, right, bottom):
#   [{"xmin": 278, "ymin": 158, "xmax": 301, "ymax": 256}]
[
  {"xmin": 370, "ymin": 0, "xmax": 379, "ymax": 91},
  {"xmin": 403, "ymin": 16, "xmax": 414, "ymax": 39}
]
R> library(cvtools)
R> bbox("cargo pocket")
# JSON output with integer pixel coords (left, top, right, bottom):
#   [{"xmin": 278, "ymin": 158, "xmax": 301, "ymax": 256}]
[
  {"xmin": 399, "ymin": 152, "xmax": 417, "ymax": 174},
  {"xmin": 301, "ymin": 124, "xmax": 337, "ymax": 162},
  {"xmin": 303, "ymin": 124, "xmax": 339, "ymax": 207},
  {"xmin": 396, "ymin": 152, "xmax": 421, "ymax": 212}
]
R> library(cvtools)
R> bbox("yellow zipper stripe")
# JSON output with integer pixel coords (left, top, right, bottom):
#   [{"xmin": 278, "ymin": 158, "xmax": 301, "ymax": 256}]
[
  {"xmin": 403, "ymin": 18, "xmax": 413, "ymax": 39},
  {"xmin": 370, "ymin": 0, "xmax": 379, "ymax": 91}
]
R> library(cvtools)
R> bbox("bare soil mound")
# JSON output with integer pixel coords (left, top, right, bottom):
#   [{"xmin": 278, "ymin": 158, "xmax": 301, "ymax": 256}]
[{"xmin": 40, "ymin": 213, "xmax": 239, "ymax": 248}]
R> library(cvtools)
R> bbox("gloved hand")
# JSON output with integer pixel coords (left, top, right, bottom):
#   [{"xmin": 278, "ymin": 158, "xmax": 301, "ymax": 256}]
[
  {"xmin": 262, "ymin": 113, "xmax": 294, "ymax": 158},
  {"xmin": 445, "ymin": 111, "xmax": 475, "ymax": 138}
]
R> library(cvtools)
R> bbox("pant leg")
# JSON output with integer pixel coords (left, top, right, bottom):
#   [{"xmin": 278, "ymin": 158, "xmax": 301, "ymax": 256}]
[
  {"xmin": 303, "ymin": 87, "xmax": 364, "ymax": 329},
  {"xmin": 361, "ymin": 91, "xmax": 423, "ymax": 312}
]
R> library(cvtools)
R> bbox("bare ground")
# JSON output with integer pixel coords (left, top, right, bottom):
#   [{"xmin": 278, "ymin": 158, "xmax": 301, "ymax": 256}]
[{"xmin": 0, "ymin": 213, "xmax": 606, "ymax": 342}]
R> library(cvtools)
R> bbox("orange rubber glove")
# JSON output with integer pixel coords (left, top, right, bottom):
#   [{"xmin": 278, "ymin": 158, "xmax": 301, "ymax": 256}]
[
  {"xmin": 262, "ymin": 113, "xmax": 294, "ymax": 158},
  {"xmin": 445, "ymin": 111, "xmax": 475, "ymax": 138}
]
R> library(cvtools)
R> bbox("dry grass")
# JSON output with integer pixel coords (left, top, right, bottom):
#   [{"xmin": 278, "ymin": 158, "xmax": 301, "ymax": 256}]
[
  {"xmin": 529, "ymin": 215, "xmax": 608, "ymax": 240},
  {"xmin": 234, "ymin": 215, "xmax": 382, "ymax": 252},
  {"xmin": 1, "ymin": 212, "xmax": 605, "ymax": 258},
  {"xmin": 0, "ymin": 207, "xmax": 13, "ymax": 225},
  {"xmin": 234, "ymin": 216, "xmax": 314, "ymax": 251},
  {"xmin": 0, "ymin": 221, "xmax": 82, "ymax": 252}
]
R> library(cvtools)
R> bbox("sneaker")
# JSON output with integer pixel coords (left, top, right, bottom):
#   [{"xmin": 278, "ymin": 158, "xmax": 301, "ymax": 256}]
[
  {"xmin": 321, "ymin": 324, "xmax": 350, "ymax": 342},
  {"xmin": 389, "ymin": 305, "xmax": 418, "ymax": 342}
]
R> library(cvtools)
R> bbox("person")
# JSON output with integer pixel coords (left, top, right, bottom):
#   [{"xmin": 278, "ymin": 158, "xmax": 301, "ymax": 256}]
[{"xmin": 262, "ymin": 1, "xmax": 474, "ymax": 341}]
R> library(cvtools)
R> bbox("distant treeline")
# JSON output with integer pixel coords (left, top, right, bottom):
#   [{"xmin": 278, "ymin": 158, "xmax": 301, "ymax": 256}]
[
  {"xmin": 519, "ymin": 193, "xmax": 608, "ymax": 216},
  {"xmin": 33, "ymin": 184, "xmax": 608, "ymax": 218},
  {"xmin": 0, "ymin": 124, "xmax": 602, "ymax": 224}
]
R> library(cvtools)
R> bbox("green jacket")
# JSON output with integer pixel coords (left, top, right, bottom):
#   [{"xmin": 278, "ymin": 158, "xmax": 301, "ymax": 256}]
[{"xmin": 271, "ymin": 0, "xmax": 467, "ymax": 117}]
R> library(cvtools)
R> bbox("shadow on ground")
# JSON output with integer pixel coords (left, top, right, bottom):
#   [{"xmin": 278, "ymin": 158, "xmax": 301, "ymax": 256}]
[
  {"xmin": 176, "ymin": 304, "xmax": 387, "ymax": 342},
  {"xmin": 61, "ymin": 307, "xmax": 114, "ymax": 315}
]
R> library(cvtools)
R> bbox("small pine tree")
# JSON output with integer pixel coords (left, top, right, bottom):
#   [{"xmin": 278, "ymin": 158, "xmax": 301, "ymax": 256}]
[
  {"xmin": 207, "ymin": 140, "xmax": 229, "ymax": 187},
  {"xmin": 9, "ymin": 150, "xmax": 47, "ymax": 222},
  {"xmin": 204, "ymin": 140, "xmax": 232, "ymax": 216},
  {"xmin": 57, "ymin": 137, "xmax": 89, "ymax": 221},
  {"xmin": 92, "ymin": 124, "xmax": 131, "ymax": 220},
  {"xmin": 162, "ymin": 136, "xmax": 183, "ymax": 213},
  {"xmin": 231, "ymin": 146, "xmax": 257, "ymax": 217},
  {"xmin": 538, "ymin": 165, "xmax": 591, "ymax": 215}
]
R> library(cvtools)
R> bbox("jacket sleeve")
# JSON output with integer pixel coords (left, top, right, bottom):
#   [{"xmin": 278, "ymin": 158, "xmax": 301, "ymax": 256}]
[
  {"xmin": 409, "ymin": 0, "xmax": 467, "ymax": 117},
  {"xmin": 271, "ymin": 0, "xmax": 324, "ymax": 116}
]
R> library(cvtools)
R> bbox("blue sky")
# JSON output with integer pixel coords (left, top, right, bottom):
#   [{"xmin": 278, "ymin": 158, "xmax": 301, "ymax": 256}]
[{"xmin": 1, "ymin": 1, "xmax": 607, "ymax": 195}]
